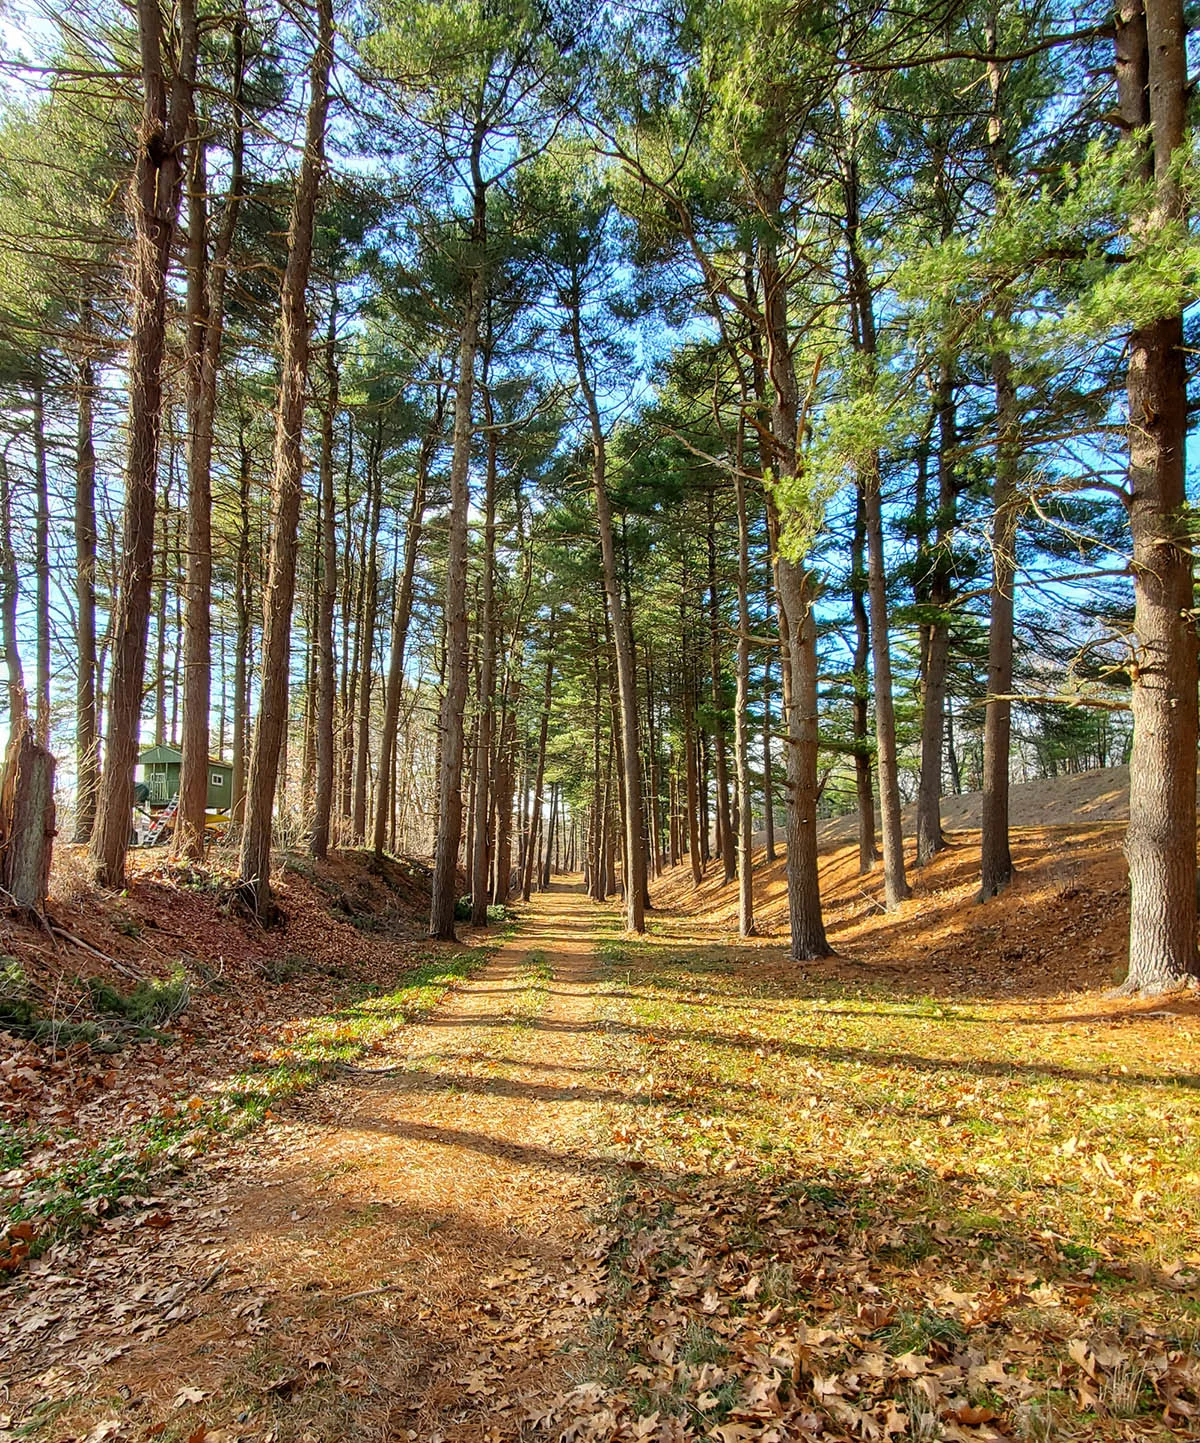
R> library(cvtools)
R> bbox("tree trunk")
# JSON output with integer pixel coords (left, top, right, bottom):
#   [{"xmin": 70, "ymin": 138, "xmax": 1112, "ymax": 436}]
[
  {"xmin": 31, "ymin": 375, "xmax": 50, "ymax": 747},
  {"xmin": 470, "ymin": 373, "xmax": 498, "ymax": 925},
  {"xmin": 153, "ymin": 479, "xmax": 169, "ymax": 748},
  {"xmin": 428, "ymin": 117, "xmax": 490, "ymax": 941},
  {"xmin": 706, "ymin": 489, "xmax": 735, "ymax": 883},
  {"xmin": 73, "ymin": 323, "xmax": 99, "ymax": 843},
  {"xmin": 311, "ymin": 301, "xmax": 339, "ymax": 859},
  {"xmin": 568, "ymin": 290, "xmax": 646, "ymax": 932},
  {"xmin": 759, "ymin": 236, "xmax": 830, "ymax": 959},
  {"xmin": 521, "ymin": 641, "xmax": 554, "ymax": 903},
  {"xmin": 89, "ymin": 0, "xmax": 197, "ymax": 888},
  {"xmin": 230, "ymin": 420, "xmax": 252, "ymax": 824},
  {"xmin": 352, "ymin": 429, "xmax": 383, "ymax": 843},
  {"xmin": 979, "ymin": 341, "xmax": 1019, "ymax": 898},
  {"xmin": 0, "ymin": 732, "xmax": 55, "ymax": 914},
  {"xmin": 915, "ymin": 363, "xmax": 955, "ymax": 866},
  {"xmin": 429, "ymin": 238, "xmax": 483, "ymax": 938},
  {"xmin": 0, "ymin": 454, "xmax": 28, "ymax": 737},
  {"xmin": 862, "ymin": 462, "xmax": 911, "ymax": 909},
  {"xmin": 236, "ymin": 0, "xmax": 332, "ymax": 912},
  {"xmin": 541, "ymin": 781, "xmax": 558, "ymax": 889},
  {"xmin": 374, "ymin": 389, "xmax": 441, "ymax": 858},
  {"xmin": 1118, "ymin": 0, "xmax": 1199, "ymax": 992},
  {"xmin": 732, "ymin": 421, "xmax": 755, "ymax": 936},
  {"xmin": 684, "ymin": 666, "xmax": 703, "ymax": 888},
  {"xmin": 176, "ymin": 26, "xmax": 244, "ymax": 860},
  {"xmin": 762, "ymin": 559, "xmax": 776, "ymax": 864},
  {"xmin": 849, "ymin": 487, "xmax": 876, "ymax": 874}
]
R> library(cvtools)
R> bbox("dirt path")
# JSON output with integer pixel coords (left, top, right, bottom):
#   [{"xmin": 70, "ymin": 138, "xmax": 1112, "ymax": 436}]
[{"xmin": 2, "ymin": 882, "xmax": 618, "ymax": 1443}]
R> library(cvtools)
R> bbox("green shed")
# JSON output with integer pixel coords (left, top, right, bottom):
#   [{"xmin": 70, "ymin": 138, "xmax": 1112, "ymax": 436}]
[{"xmin": 137, "ymin": 744, "xmax": 234, "ymax": 812}]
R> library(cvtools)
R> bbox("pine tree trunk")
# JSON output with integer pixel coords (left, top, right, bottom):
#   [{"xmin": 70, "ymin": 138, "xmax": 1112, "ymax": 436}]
[
  {"xmin": 541, "ymin": 781, "xmax": 558, "ymax": 890},
  {"xmin": 569, "ymin": 292, "xmax": 646, "ymax": 932},
  {"xmin": 979, "ymin": 342, "xmax": 1018, "ymax": 898},
  {"xmin": 373, "ymin": 392, "xmax": 440, "ymax": 858},
  {"xmin": 236, "ymin": 0, "xmax": 332, "ymax": 912},
  {"xmin": 230, "ymin": 422, "xmax": 252, "ymax": 825},
  {"xmin": 470, "ymin": 377, "xmax": 499, "ymax": 925},
  {"xmin": 684, "ymin": 669, "xmax": 703, "ymax": 888},
  {"xmin": 1118, "ymin": 0, "xmax": 1199, "ymax": 992},
  {"xmin": 978, "ymin": 12, "xmax": 1019, "ymax": 899},
  {"xmin": 915, "ymin": 364, "xmax": 955, "ymax": 866},
  {"xmin": 177, "ymin": 31, "xmax": 243, "ymax": 859},
  {"xmin": 0, "ymin": 455, "xmax": 28, "ymax": 736},
  {"xmin": 706, "ymin": 490, "xmax": 735, "ymax": 883},
  {"xmin": 31, "ymin": 375, "xmax": 50, "ymax": 747},
  {"xmin": 73, "ymin": 327, "xmax": 99, "ymax": 843},
  {"xmin": 760, "ymin": 237, "xmax": 830, "ymax": 959},
  {"xmin": 429, "ymin": 241, "xmax": 482, "ymax": 938},
  {"xmin": 89, "ymin": 0, "xmax": 197, "ymax": 888},
  {"xmin": 352, "ymin": 432, "xmax": 383, "ymax": 843},
  {"xmin": 311, "ymin": 303, "xmax": 339, "ymax": 860},
  {"xmin": 762, "ymin": 574, "xmax": 776, "ymax": 864},
  {"xmin": 521, "ymin": 643, "xmax": 554, "ymax": 903},
  {"xmin": 849, "ymin": 488, "xmax": 877, "ymax": 874},
  {"xmin": 732, "ymin": 425, "xmax": 755, "ymax": 936},
  {"xmin": 862, "ymin": 463, "xmax": 911, "ymax": 908},
  {"xmin": 153, "ymin": 484, "xmax": 169, "ymax": 748}
]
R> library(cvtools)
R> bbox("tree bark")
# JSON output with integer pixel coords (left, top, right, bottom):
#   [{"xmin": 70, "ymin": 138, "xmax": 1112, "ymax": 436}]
[
  {"xmin": 521, "ymin": 640, "xmax": 554, "ymax": 903},
  {"xmin": 311, "ymin": 301, "xmax": 339, "ymax": 859},
  {"xmin": 979, "ymin": 12, "xmax": 1019, "ymax": 901},
  {"xmin": 236, "ymin": 0, "xmax": 333, "ymax": 912},
  {"xmin": 759, "ymin": 236, "xmax": 830, "ymax": 959},
  {"xmin": 176, "ymin": 22, "xmax": 244, "ymax": 859},
  {"xmin": 373, "ymin": 389, "xmax": 441, "ymax": 859},
  {"xmin": 706, "ymin": 489, "xmax": 735, "ymax": 883},
  {"xmin": 73, "ymin": 321, "xmax": 99, "ymax": 843},
  {"xmin": 568, "ymin": 288, "xmax": 646, "ymax": 932},
  {"xmin": 428, "ymin": 111, "xmax": 489, "ymax": 940},
  {"xmin": 31, "ymin": 375, "xmax": 50, "ymax": 747},
  {"xmin": 352, "ymin": 426, "xmax": 383, "ymax": 843},
  {"xmin": 915, "ymin": 362, "xmax": 955, "ymax": 866},
  {"xmin": 89, "ymin": 0, "xmax": 197, "ymax": 887},
  {"xmin": 230, "ymin": 418, "xmax": 252, "ymax": 824},
  {"xmin": 0, "ymin": 731, "xmax": 55, "ymax": 913},
  {"xmin": 849, "ymin": 487, "xmax": 876, "ymax": 874},
  {"xmin": 732, "ymin": 419, "xmax": 755, "ymax": 936},
  {"xmin": 0, "ymin": 454, "xmax": 28, "ymax": 737},
  {"xmin": 1118, "ymin": 0, "xmax": 1199, "ymax": 992},
  {"xmin": 861, "ymin": 462, "xmax": 911, "ymax": 909},
  {"xmin": 470, "ymin": 371, "xmax": 499, "ymax": 925}
]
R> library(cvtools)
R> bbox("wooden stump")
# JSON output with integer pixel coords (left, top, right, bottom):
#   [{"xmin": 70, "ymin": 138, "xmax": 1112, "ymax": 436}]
[{"xmin": 0, "ymin": 730, "xmax": 56, "ymax": 914}]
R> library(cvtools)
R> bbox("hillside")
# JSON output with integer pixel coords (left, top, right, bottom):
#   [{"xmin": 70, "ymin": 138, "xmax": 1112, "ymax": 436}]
[{"xmin": 818, "ymin": 765, "xmax": 1136, "ymax": 845}]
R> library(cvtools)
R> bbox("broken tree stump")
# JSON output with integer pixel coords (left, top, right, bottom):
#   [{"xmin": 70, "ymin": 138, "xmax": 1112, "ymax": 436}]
[{"xmin": 0, "ymin": 730, "xmax": 56, "ymax": 914}]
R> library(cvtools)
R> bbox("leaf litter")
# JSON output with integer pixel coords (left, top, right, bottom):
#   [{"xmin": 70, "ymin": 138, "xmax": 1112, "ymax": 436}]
[{"xmin": 2, "ymin": 827, "xmax": 1199, "ymax": 1443}]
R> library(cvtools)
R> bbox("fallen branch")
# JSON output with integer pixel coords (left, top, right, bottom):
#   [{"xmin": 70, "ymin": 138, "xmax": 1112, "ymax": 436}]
[{"xmin": 49, "ymin": 925, "xmax": 148, "ymax": 980}]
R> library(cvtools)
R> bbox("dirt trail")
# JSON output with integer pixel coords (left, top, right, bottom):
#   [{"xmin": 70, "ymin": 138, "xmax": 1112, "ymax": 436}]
[{"xmin": 2, "ymin": 882, "xmax": 618, "ymax": 1443}]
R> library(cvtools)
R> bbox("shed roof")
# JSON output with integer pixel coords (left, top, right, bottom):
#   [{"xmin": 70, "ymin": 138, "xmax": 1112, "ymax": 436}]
[{"xmin": 138, "ymin": 744, "xmax": 231, "ymax": 770}]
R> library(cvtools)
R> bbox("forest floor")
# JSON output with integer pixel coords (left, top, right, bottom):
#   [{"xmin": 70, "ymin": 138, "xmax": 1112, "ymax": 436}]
[{"xmin": 2, "ymin": 816, "xmax": 1199, "ymax": 1443}]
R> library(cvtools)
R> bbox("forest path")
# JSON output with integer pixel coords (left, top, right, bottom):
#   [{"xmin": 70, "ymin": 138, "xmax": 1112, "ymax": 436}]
[{"xmin": 5, "ymin": 881, "xmax": 621, "ymax": 1443}]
